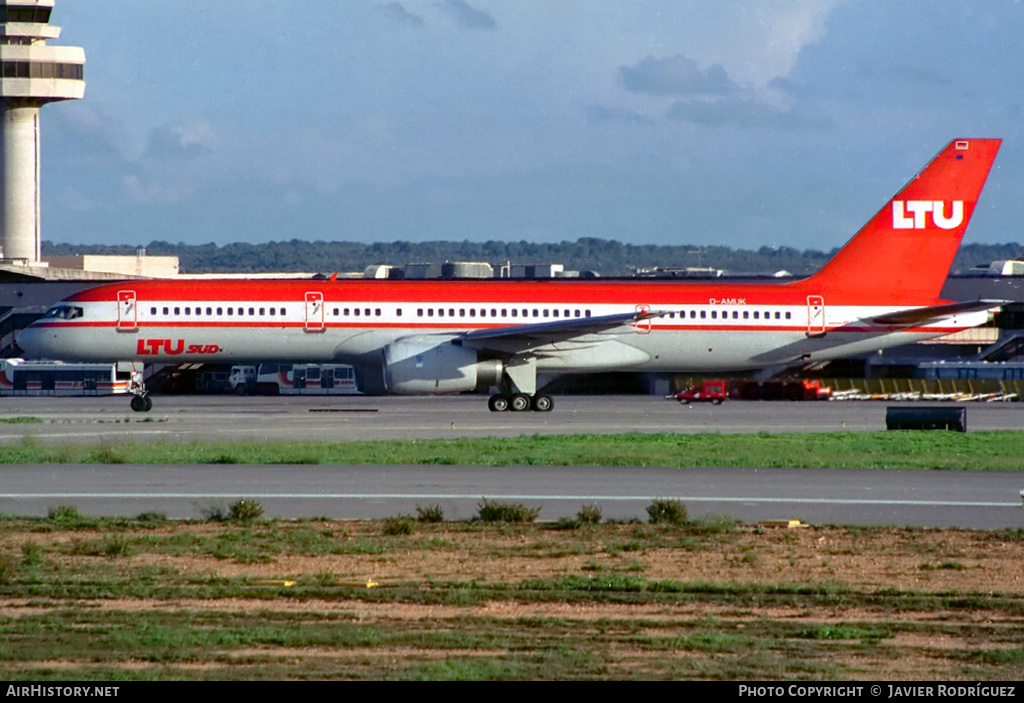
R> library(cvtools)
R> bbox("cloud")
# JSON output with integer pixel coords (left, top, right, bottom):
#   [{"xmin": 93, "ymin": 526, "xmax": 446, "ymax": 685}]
[
  {"xmin": 121, "ymin": 174, "xmax": 193, "ymax": 205},
  {"xmin": 668, "ymin": 97, "xmax": 829, "ymax": 129},
  {"xmin": 620, "ymin": 55, "xmax": 733, "ymax": 96},
  {"xmin": 144, "ymin": 121, "xmax": 215, "ymax": 160},
  {"xmin": 585, "ymin": 105, "xmax": 656, "ymax": 126},
  {"xmin": 434, "ymin": 0, "xmax": 496, "ymax": 30},
  {"xmin": 377, "ymin": 2, "xmax": 424, "ymax": 28}
]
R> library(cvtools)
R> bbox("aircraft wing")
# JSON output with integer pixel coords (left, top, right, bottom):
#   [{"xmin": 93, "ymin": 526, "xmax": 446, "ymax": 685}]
[
  {"xmin": 459, "ymin": 309, "xmax": 667, "ymax": 355},
  {"xmin": 865, "ymin": 300, "xmax": 1006, "ymax": 327}
]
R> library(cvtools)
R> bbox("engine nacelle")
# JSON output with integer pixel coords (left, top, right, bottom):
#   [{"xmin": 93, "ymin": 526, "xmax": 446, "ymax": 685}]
[{"xmin": 384, "ymin": 337, "xmax": 503, "ymax": 395}]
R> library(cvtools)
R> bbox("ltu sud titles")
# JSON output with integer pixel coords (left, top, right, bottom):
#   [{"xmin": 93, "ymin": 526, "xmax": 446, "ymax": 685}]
[{"xmin": 738, "ymin": 684, "xmax": 1017, "ymax": 698}]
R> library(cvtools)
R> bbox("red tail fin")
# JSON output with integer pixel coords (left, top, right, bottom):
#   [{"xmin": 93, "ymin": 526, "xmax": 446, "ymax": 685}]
[{"xmin": 803, "ymin": 138, "xmax": 1001, "ymax": 303}]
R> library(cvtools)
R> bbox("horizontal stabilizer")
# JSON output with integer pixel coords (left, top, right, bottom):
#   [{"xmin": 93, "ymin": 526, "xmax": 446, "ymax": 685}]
[{"xmin": 865, "ymin": 299, "xmax": 1006, "ymax": 326}]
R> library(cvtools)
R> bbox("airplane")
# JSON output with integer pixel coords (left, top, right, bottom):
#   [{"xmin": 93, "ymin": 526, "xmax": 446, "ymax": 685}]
[{"xmin": 17, "ymin": 138, "xmax": 1004, "ymax": 414}]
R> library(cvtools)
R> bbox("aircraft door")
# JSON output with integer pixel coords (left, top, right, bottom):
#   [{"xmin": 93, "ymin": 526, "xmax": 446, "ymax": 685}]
[
  {"xmin": 635, "ymin": 304, "xmax": 652, "ymax": 334},
  {"xmin": 117, "ymin": 290, "xmax": 137, "ymax": 331},
  {"xmin": 806, "ymin": 296, "xmax": 826, "ymax": 337},
  {"xmin": 304, "ymin": 292, "xmax": 325, "ymax": 332}
]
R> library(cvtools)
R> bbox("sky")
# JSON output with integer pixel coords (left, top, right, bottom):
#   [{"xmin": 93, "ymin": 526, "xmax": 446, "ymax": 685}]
[{"xmin": 38, "ymin": 0, "xmax": 1024, "ymax": 252}]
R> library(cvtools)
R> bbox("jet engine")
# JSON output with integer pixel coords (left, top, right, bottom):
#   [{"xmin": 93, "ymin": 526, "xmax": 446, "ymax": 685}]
[{"xmin": 383, "ymin": 337, "xmax": 503, "ymax": 394}]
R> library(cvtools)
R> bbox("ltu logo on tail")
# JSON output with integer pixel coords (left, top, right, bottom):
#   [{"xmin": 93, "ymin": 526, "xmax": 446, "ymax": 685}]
[{"xmin": 892, "ymin": 201, "xmax": 964, "ymax": 230}]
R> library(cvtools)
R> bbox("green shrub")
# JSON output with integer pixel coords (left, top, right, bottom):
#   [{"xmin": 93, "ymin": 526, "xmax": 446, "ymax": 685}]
[
  {"xmin": 416, "ymin": 503, "xmax": 445, "ymax": 523},
  {"xmin": 477, "ymin": 498, "xmax": 540, "ymax": 523},
  {"xmin": 47, "ymin": 505, "xmax": 81, "ymax": 523},
  {"xmin": 103, "ymin": 534, "xmax": 132, "ymax": 558},
  {"xmin": 21, "ymin": 541, "xmax": 44, "ymax": 567},
  {"xmin": 646, "ymin": 499, "xmax": 688, "ymax": 526},
  {"xmin": 0, "ymin": 553, "xmax": 16, "ymax": 584},
  {"xmin": 383, "ymin": 514, "xmax": 415, "ymax": 536},
  {"xmin": 576, "ymin": 504, "xmax": 602, "ymax": 525},
  {"xmin": 195, "ymin": 501, "xmax": 229, "ymax": 522},
  {"xmin": 229, "ymin": 499, "xmax": 264, "ymax": 524}
]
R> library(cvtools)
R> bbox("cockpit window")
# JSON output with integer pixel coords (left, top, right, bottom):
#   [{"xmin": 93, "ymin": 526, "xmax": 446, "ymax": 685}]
[{"xmin": 41, "ymin": 305, "xmax": 84, "ymax": 320}]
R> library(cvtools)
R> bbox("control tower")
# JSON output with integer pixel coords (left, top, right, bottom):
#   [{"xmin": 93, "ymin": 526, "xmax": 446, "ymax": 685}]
[{"xmin": 0, "ymin": 0, "xmax": 84, "ymax": 264}]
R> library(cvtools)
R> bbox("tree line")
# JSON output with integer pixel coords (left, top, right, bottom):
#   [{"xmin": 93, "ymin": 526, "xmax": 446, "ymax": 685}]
[{"xmin": 41, "ymin": 238, "xmax": 1024, "ymax": 278}]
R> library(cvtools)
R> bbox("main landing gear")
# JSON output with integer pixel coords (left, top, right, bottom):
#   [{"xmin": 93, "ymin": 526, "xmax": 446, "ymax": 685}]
[
  {"xmin": 487, "ymin": 358, "xmax": 551, "ymax": 412},
  {"xmin": 488, "ymin": 393, "xmax": 553, "ymax": 412}
]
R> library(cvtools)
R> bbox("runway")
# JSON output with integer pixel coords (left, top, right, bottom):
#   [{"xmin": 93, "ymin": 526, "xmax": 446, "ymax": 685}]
[
  {"xmin": 1, "ymin": 394, "xmax": 1023, "ymax": 443},
  {"xmin": 1, "ymin": 395, "xmax": 1022, "ymax": 527},
  {"xmin": 1, "ymin": 463, "xmax": 1021, "ymax": 528}
]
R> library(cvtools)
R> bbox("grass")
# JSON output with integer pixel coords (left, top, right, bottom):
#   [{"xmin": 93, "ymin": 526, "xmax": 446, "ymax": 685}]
[
  {"xmin": 2, "ymin": 430, "xmax": 1024, "ymax": 470},
  {"xmin": 0, "ymin": 517, "xmax": 1023, "ymax": 680}
]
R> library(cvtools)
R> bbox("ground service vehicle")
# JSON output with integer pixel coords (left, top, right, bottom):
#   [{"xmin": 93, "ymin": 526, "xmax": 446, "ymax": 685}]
[
  {"xmin": 0, "ymin": 359, "xmax": 137, "ymax": 397},
  {"xmin": 671, "ymin": 379, "xmax": 728, "ymax": 404},
  {"xmin": 17, "ymin": 139, "xmax": 1005, "ymax": 414},
  {"xmin": 228, "ymin": 363, "xmax": 359, "ymax": 395},
  {"xmin": 733, "ymin": 379, "xmax": 833, "ymax": 401}
]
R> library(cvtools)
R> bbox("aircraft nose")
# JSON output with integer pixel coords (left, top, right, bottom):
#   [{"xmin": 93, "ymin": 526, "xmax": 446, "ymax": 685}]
[{"xmin": 16, "ymin": 324, "xmax": 50, "ymax": 359}]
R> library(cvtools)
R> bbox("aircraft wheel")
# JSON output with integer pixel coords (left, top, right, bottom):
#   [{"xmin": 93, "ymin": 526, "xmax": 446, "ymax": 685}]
[
  {"xmin": 532, "ymin": 395, "xmax": 553, "ymax": 412},
  {"xmin": 130, "ymin": 395, "xmax": 150, "ymax": 413},
  {"xmin": 143, "ymin": 395, "xmax": 153, "ymax": 411},
  {"xmin": 510, "ymin": 393, "xmax": 531, "ymax": 412},
  {"xmin": 488, "ymin": 394, "xmax": 510, "ymax": 412}
]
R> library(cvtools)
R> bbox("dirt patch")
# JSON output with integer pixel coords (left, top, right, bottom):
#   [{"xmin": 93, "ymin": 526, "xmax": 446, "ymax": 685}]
[{"xmin": 3, "ymin": 520, "xmax": 1024, "ymax": 679}]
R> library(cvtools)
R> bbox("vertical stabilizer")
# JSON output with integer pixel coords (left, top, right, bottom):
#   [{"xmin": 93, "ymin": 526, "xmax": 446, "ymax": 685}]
[{"xmin": 803, "ymin": 138, "xmax": 1001, "ymax": 303}]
